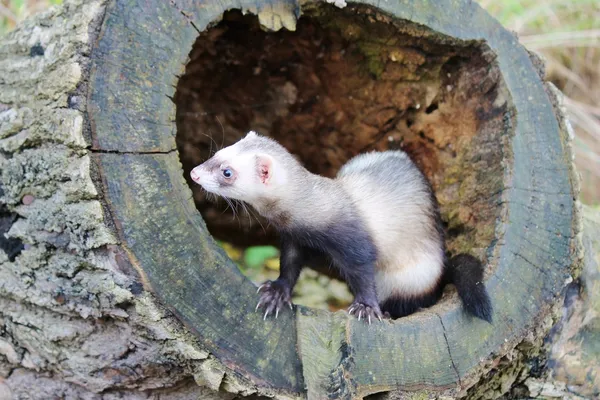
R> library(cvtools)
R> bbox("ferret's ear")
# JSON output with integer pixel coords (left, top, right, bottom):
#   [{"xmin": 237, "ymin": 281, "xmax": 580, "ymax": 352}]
[
  {"xmin": 255, "ymin": 154, "xmax": 273, "ymax": 185},
  {"xmin": 245, "ymin": 131, "xmax": 258, "ymax": 139}
]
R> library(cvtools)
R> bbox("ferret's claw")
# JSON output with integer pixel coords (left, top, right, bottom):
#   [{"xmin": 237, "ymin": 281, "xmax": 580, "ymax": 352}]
[
  {"xmin": 257, "ymin": 282, "xmax": 269, "ymax": 293},
  {"xmin": 348, "ymin": 300, "xmax": 384, "ymax": 324},
  {"xmin": 255, "ymin": 280, "xmax": 293, "ymax": 321}
]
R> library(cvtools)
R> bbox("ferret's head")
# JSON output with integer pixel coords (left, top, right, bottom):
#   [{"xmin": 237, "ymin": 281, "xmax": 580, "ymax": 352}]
[{"xmin": 190, "ymin": 131, "xmax": 297, "ymax": 208}]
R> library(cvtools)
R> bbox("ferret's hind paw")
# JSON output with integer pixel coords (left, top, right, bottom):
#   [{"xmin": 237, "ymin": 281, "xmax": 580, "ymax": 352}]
[
  {"xmin": 348, "ymin": 301, "xmax": 383, "ymax": 324},
  {"xmin": 256, "ymin": 280, "xmax": 293, "ymax": 320}
]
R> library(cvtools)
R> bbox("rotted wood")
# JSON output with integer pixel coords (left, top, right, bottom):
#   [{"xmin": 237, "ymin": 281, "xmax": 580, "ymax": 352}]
[
  {"xmin": 88, "ymin": 0, "xmax": 578, "ymax": 398},
  {"xmin": 174, "ymin": 5, "xmax": 506, "ymax": 252}
]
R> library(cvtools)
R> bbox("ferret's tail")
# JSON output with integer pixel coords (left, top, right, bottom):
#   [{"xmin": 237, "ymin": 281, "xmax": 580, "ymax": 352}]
[{"xmin": 445, "ymin": 254, "xmax": 493, "ymax": 323}]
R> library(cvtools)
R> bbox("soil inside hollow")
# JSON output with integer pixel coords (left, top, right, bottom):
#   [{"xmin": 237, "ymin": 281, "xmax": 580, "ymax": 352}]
[{"xmin": 175, "ymin": 4, "xmax": 509, "ymax": 267}]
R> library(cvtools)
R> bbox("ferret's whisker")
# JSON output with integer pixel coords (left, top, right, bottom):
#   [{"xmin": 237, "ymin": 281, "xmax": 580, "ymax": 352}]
[
  {"xmin": 224, "ymin": 197, "xmax": 239, "ymax": 223},
  {"xmin": 230, "ymin": 200, "xmax": 239, "ymax": 222},
  {"xmin": 222, "ymin": 197, "xmax": 236, "ymax": 220},
  {"xmin": 178, "ymin": 101, "xmax": 287, "ymax": 118},
  {"xmin": 204, "ymin": 191, "xmax": 217, "ymax": 204},
  {"xmin": 232, "ymin": 202, "xmax": 240, "ymax": 223},
  {"xmin": 175, "ymin": 137, "xmax": 209, "ymax": 156},
  {"xmin": 224, "ymin": 190, "xmax": 265, "ymax": 232},
  {"xmin": 221, "ymin": 199, "xmax": 232, "ymax": 215},
  {"xmin": 215, "ymin": 115, "xmax": 225, "ymax": 151},
  {"xmin": 196, "ymin": 131, "xmax": 218, "ymax": 156},
  {"xmin": 232, "ymin": 200, "xmax": 243, "ymax": 228},
  {"xmin": 239, "ymin": 201, "xmax": 252, "ymax": 227},
  {"xmin": 247, "ymin": 206, "xmax": 267, "ymax": 236}
]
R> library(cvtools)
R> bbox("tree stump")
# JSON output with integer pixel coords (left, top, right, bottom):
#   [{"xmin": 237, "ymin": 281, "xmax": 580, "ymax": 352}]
[{"xmin": 0, "ymin": 0, "xmax": 588, "ymax": 399}]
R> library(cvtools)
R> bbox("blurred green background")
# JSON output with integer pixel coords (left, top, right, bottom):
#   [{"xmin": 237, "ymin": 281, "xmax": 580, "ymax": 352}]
[
  {"xmin": 479, "ymin": 0, "xmax": 600, "ymax": 207},
  {"xmin": 2, "ymin": 0, "xmax": 598, "ymax": 310},
  {"xmin": 1, "ymin": 0, "xmax": 61, "ymax": 32}
]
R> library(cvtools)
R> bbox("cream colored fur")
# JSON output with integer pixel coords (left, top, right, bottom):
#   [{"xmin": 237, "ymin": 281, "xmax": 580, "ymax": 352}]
[{"xmin": 338, "ymin": 152, "xmax": 444, "ymax": 300}]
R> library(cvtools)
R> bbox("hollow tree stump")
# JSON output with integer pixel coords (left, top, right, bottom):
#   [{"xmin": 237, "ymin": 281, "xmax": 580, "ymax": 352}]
[{"xmin": 0, "ymin": 0, "xmax": 589, "ymax": 399}]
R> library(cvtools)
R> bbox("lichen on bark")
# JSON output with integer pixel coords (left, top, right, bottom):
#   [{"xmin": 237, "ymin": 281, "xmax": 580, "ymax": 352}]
[{"xmin": 0, "ymin": 1, "xmax": 266, "ymax": 399}]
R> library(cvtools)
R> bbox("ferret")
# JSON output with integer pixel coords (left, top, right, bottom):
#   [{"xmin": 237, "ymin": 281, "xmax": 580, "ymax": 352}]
[{"xmin": 190, "ymin": 131, "xmax": 492, "ymax": 323}]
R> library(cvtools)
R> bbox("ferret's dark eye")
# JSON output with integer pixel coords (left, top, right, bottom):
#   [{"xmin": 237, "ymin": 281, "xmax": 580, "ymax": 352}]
[{"xmin": 222, "ymin": 168, "xmax": 233, "ymax": 178}]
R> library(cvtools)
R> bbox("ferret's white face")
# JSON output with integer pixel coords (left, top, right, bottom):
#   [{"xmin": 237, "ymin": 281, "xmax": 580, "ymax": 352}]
[{"xmin": 189, "ymin": 132, "xmax": 283, "ymax": 206}]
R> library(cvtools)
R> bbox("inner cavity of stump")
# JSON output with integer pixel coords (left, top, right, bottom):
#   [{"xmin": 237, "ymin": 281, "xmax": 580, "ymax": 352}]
[{"xmin": 175, "ymin": 5, "xmax": 508, "ymax": 294}]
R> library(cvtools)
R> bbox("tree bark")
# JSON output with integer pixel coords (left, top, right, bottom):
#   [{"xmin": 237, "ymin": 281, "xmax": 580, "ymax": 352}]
[
  {"xmin": 0, "ymin": 0, "xmax": 591, "ymax": 399},
  {"xmin": 0, "ymin": 1, "xmax": 266, "ymax": 399}
]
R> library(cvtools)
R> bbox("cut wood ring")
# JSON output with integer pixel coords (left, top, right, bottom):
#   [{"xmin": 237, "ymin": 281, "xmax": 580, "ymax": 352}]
[{"xmin": 89, "ymin": 0, "xmax": 577, "ymax": 397}]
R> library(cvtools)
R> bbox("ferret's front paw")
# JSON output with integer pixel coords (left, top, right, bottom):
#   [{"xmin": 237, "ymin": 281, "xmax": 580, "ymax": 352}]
[
  {"xmin": 256, "ymin": 280, "xmax": 293, "ymax": 320},
  {"xmin": 348, "ymin": 300, "xmax": 383, "ymax": 324}
]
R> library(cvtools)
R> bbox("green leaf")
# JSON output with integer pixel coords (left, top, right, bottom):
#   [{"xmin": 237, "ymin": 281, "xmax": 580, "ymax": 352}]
[{"xmin": 243, "ymin": 246, "xmax": 279, "ymax": 270}]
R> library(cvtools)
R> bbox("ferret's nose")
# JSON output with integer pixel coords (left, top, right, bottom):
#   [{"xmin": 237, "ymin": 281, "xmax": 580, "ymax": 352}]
[{"xmin": 190, "ymin": 168, "xmax": 200, "ymax": 182}]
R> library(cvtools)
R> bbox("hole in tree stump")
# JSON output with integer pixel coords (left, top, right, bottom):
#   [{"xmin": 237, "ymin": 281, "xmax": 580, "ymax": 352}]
[{"xmin": 175, "ymin": 4, "xmax": 508, "ymax": 309}]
